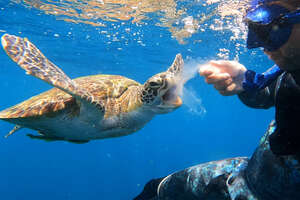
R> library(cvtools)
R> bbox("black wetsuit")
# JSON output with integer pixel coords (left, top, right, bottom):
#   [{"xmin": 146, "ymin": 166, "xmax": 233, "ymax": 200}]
[
  {"xmin": 134, "ymin": 69, "xmax": 300, "ymax": 200},
  {"xmin": 239, "ymin": 70, "xmax": 300, "ymax": 156}
]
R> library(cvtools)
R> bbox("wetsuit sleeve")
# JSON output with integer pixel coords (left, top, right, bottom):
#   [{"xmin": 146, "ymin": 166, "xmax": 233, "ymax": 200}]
[
  {"xmin": 237, "ymin": 65, "xmax": 283, "ymax": 109},
  {"xmin": 238, "ymin": 80, "xmax": 276, "ymax": 109}
]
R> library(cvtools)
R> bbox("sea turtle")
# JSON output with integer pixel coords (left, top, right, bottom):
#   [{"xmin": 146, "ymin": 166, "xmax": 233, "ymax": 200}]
[{"xmin": 0, "ymin": 34, "xmax": 184, "ymax": 143}]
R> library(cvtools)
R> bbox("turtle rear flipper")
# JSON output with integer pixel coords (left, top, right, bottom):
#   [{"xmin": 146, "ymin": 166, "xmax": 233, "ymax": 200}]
[
  {"xmin": 27, "ymin": 133, "xmax": 64, "ymax": 142},
  {"xmin": 26, "ymin": 134, "xmax": 89, "ymax": 144},
  {"xmin": 4, "ymin": 125, "xmax": 22, "ymax": 138},
  {"xmin": 1, "ymin": 34, "xmax": 104, "ymax": 118}
]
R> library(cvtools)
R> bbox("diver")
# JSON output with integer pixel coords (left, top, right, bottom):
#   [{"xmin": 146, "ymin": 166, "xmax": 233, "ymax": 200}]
[{"xmin": 134, "ymin": 0, "xmax": 300, "ymax": 199}]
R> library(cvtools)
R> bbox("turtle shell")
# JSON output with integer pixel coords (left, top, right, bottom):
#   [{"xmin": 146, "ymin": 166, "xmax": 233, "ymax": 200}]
[{"xmin": 0, "ymin": 74, "xmax": 141, "ymax": 119}]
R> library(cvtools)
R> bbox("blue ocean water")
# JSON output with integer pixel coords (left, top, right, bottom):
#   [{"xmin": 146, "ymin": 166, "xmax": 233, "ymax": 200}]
[{"xmin": 0, "ymin": 1, "xmax": 275, "ymax": 199}]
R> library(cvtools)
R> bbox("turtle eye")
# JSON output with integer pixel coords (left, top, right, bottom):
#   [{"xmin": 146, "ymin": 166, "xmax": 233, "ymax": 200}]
[{"xmin": 149, "ymin": 81, "xmax": 161, "ymax": 88}]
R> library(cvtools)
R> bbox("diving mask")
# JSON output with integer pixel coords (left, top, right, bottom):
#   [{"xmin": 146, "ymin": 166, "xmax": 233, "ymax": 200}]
[{"xmin": 245, "ymin": 4, "xmax": 300, "ymax": 51}]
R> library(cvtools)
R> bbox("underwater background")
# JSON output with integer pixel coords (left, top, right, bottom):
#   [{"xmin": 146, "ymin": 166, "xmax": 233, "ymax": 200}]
[{"xmin": 0, "ymin": 0, "xmax": 274, "ymax": 199}]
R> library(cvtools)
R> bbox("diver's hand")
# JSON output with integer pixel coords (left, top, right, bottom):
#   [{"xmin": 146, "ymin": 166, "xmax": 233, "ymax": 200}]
[{"xmin": 199, "ymin": 60, "xmax": 247, "ymax": 96}]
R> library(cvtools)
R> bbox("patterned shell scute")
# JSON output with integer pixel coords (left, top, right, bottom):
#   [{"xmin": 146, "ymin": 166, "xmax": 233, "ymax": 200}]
[
  {"xmin": 74, "ymin": 74, "xmax": 140, "ymax": 100},
  {"xmin": 0, "ymin": 74, "xmax": 141, "ymax": 119}
]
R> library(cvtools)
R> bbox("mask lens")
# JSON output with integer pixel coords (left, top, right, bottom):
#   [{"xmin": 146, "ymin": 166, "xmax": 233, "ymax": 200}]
[
  {"xmin": 247, "ymin": 21, "xmax": 292, "ymax": 51},
  {"xmin": 248, "ymin": 23, "xmax": 271, "ymax": 41}
]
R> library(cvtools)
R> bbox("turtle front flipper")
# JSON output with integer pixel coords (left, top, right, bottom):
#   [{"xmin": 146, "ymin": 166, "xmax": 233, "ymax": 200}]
[
  {"xmin": 167, "ymin": 53, "xmax": 184, "ymax": 75},
  {"xmin": 1, "ymin": 34, "xmax": 105, "ymax": 115},
  {"xmin": 1, "ymin": 34, "xmax": 78, "ymax": 96}
]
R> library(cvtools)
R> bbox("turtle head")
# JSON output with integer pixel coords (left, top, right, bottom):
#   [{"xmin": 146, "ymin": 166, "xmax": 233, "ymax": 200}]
[{"xmin": 141, "ymin": 54, "xmax": 184, "ymax": 114}]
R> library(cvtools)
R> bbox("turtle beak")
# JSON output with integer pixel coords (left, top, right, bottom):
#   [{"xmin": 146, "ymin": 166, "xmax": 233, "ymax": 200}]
[
  {"xmin": 160, "ymin": 85, "xmax": 182, "ymax": 109},
  {"xmin": 172, "ymin": 96, "xmax": 182, "ymax": 107}
]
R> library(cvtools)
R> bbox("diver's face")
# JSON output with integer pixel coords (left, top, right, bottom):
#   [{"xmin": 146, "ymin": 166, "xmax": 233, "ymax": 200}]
[
  {"xmin": 264, "ymin": 24, "xmax": 300, "ymax": 71},
  {"xmin": 262, "ymin": 1, "xmax": 300, "ymax": 71}
]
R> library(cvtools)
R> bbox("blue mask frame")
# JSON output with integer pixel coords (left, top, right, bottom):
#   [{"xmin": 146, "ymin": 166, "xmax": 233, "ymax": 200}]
[{"xmin": 245, "ymin": 4, "xmax": 300, "ymax": 51}]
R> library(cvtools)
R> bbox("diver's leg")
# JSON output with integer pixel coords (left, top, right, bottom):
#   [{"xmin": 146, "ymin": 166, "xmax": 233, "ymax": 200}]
[
  {"xmin": 245, "ymin": 121, "xmax": 300, "ymax": 200},
  {"xmin": 135, "ymin": 157, "xmax": 253, "ymax": 200}
]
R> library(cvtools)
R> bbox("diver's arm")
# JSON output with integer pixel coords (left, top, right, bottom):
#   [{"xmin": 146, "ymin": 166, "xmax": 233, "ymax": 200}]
[
  {"xmin": 199, "ymin": 61, "xmax": 282, "ymax": 108},
  {"xmin": 238, "ymin": 81, "xmax": 276, "ymax": 109}
]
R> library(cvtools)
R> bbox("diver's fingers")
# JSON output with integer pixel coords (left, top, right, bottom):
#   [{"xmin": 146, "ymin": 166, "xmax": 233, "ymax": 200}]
[
  {"xmin": 205, "ymin": 73, "xmax": 231, "ymax": 84},
  {"xmin": 208, "ymin": 60, "xmax": 230, "ymax": 70},
  {"xmin": 214, "ymin": 84, "xmax": 227, "ymax": 91},
  {"xmin": 214, "ymin": 79, "xmax": 233, "ymax": 91},
  {"xmin": 199, "ymin": 69, "xmax": 214, "ymax": 77},
  {"xmin": 199, "ymin": 63, "xmax": 221, "ymax": 76},
  {"xmin": 219, "ymin": 90, "xmax": 234, "ymax": 96},
  {"xmin": 218, "ymin": 83, "xmax": 241, "ymax": 96},
  {"xmin": 208, "ymin": 60, "xmax": 246, "ymax": 77},
  {"xmin": 227, "ymin": 82, "xmax": 245, "ymax": 94},
  {"xmin": 199, "ymin": 66, "xmax": 215, "ymax": 76}
]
